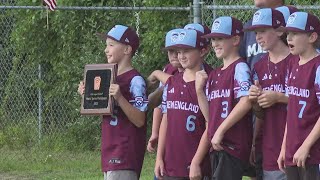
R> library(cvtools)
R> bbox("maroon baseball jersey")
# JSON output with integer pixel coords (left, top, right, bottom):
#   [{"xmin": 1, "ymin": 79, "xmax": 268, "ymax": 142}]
[
  {"xmin": 206, "ymin": 58, "xmax": 253, "ymax": 162},
  {"xmin": 101, "ymin": 69, "xmax": 148, "ymax": 177},
  {"xmin": 253, "ymin": 53, "xmax": 293, "ymax": 170},
  {"xmin": 285, "ymin": 55, "xmax": 320, "ymax": 166},
  {"xmin": 161, "ymin": 64, "xmax": 212, "ymax": 177}
]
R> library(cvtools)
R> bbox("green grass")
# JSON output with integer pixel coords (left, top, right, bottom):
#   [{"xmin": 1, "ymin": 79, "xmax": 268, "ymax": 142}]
[{"xmin": 0, "ymin": 148, "xmax": 249, "ymax": 179}]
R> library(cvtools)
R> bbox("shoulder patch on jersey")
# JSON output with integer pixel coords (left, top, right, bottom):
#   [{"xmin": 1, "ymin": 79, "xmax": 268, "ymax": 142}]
[
  {"xmin": 240, "ymin": 81, "xmax": 250, "ymax": 91},
  {"xmin": 134, "ymin": 96, "xmax": 144, "ymax": 107}
]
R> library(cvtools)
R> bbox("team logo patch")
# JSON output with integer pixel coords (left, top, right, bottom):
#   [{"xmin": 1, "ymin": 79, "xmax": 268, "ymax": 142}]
[
  {"xmin": 212, "ymin": 19, "xmax": 221, "ymax": 31},
  {"xmin": 171, "ymin": 32, "xmax": 179, "ymax": 43},
  {"xmin": 240, "ymin": 81, "xmax": 250, "ymax": 91},
  {"xmin": 253, "ymin": 11, "xmax": 261, "ymax": 23},
  {"xmin": 287, "ymin": 14, "xmax": 297, "ymax": 24},
  {"xmin": 170, "ymin": 31, "xmax": 187, "ymax": 43},
  {"xmin": 178, "ymin": 31, "xmax": 187, "ymax": 41},
  {"xmin": 134, "ymin": 96, "xmax": 144, "ymax": 107}
]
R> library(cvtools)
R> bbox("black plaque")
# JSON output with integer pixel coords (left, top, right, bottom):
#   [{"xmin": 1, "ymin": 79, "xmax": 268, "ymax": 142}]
[{"xmin": 80, "ymin": 63, "xmax": 117, "ymax": 115}]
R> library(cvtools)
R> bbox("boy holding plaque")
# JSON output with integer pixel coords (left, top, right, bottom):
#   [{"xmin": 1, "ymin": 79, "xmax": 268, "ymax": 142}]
[{"xmin": 78, "ymin": 24, "xmax": 148, "ymax": 180}]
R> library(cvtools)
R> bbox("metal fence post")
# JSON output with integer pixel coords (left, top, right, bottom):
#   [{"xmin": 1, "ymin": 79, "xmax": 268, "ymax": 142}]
[
  {"xmin": 38, "ymin": 64, "xmax": 42, "ymax": 143},
  {"xmin": 193, "ymin": 0, "xmax": 201, "ymax": 23}
]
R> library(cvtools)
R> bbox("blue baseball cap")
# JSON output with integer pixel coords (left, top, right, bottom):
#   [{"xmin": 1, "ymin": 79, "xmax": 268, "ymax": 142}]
[
  {"xmin": 203, "ymin": 16, "xmax": 243, "ymax": 38},
  {"xmin": 275, "ymin": 6, "xmax": 298, "ymax": 23},
  {"xmin": 98, "ymin": 25, "xmax": 139, "ymax": 53},
  {"xmin": 245, "ymin": 8, "xmax": 285, "ymax": 31},
  {"xmin": 184, "ymin": 23, "xmax": 211, "ymax": 35},
  {"xmin": 164, "ymin": 29, "xmax": 206, "ymax": 50},
  {"xmin": 282, "ymin": 12, "xmax": 320, "ymax": 33},
  {"xmin": 165, "ymin": 28, "xmax": 181, "ymax": 48},
  {"xmin": 184, "ymin": 23, "xmax": 211, "ymax": 46}
]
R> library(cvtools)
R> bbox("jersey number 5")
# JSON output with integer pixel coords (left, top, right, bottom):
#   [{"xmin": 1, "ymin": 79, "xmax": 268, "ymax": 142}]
[{"xmin": 186, "ymin": 115, "xmax": 196, "ymax": 132}]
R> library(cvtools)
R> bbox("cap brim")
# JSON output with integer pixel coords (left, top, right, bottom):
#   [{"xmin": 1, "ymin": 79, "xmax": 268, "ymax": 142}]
[
  {"xmin": 277, "ymin": 26, "xmax": 308, "ymax": 33},
  {"xmin": 244, "ymin": 25, "xmax": 275, "ymax": 31},
  {"xmin": 96, "ymin": 32, "xmax": 121, "ymax": 43},
  {"xmin": 164, "ymin": 44, "xmax": 195, "ymax": 50},
  {"xmin": 202, "ymin": 33, "xmax": 232, "ymax": 38}
]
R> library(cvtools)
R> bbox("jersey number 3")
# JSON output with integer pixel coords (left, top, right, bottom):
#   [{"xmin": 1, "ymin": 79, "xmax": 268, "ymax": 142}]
[{"xmin": 221, "ymin": 101, "xmax": 229, "ymax": 118}]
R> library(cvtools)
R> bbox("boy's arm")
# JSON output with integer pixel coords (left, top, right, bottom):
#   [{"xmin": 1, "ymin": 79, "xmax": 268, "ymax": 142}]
[
  {"xmin": 250, "ymin": 117, "xmax": 263, "ymax": 165},
  {"xmin": 116, "ymin": 94, "xmax": 146, "ymax": 127},
  {"xmin": 293, "ymin": 116, "xmax": 320, "ymax": 168},
  {"xmin": 196, "ymin": 89, "xmax": 210, "ymax": 123},
  {"xmin": 211, "ymin": 96, "xmax": 252, "ymax": 150},
  {"xmin": 147, "ymin": 107, "xmax": 162, "ymax": 153},
  {"xmin": 278, "ymin": 123, "xmax": 287, "ymax": 172},
  {"xmin": 148, "ymin": 70, "xmax": 173, "ymax": 85},
  {"xmin": 148, "ymin": 86, "xmax": 164, "ymax": 109},
  {"xmin": 257, "ymin": 91, "xmax": 288, "ymax": 108},
  {"xmin": 155, "ymin": 113, "xmax": 168, "ymax": 178},
  {"xmin": 195, "ymin": 70, "xmax": 209, "ymax": 122},
  {"xmin": 109, "ymin": 76, "xmax": 148, "ymax": 128},
  {"xmin": 189, "ymin": 127, "xmax": 210, "ymax": 179}
]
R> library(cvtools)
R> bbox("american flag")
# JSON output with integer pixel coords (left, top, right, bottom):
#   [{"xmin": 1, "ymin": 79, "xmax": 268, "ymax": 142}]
[{"xmin": 43, "ymin": 0, "xmax": 57, "ymax": 11}]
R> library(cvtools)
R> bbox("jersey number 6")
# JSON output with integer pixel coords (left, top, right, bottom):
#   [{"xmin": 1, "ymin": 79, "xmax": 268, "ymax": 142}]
[{"xmin": 186, "ymin": 115, "xmax": 196, "ymax": 132}]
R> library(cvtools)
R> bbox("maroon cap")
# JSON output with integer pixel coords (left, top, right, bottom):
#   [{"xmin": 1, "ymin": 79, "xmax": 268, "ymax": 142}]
[
  {"xmin": 203, "ymin": 16, "xmax": 243, "ymax": 38},
  {"xmin": 164, "ymin": 29, "xmax": 206, "ymax": 50},
  {"xmin": 282, "ymin": 12, "xmax": 320, "ymax": 34},
  {"xmin": 245, "ymin": 8, "xmax": 285, "ymax": 31},
  {"xmin": 97, "ymin": 25, "xmax": 140, "ymax": 54}
]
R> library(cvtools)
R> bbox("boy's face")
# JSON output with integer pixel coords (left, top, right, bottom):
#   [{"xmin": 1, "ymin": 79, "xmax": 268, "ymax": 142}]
[
  {"xmin": 177, "ymin": 48, "xmax": 203, "ymax": 70},
  {"xmin": 211, "ymin": 37, "xmax": 236, "ymax": 59},
  {"xmin": 104, "ymin": 38, "xmax": 128, "ymax": 63},
  {"xmin": 287, "ymin": 32, "xmax": 313, "ymax": 55},
  {"xmin": 254, "ymin": 0, "xmax": 283, "ymax": 8},
  {"xmin": 255, "ymin": 28, "xmax": 281, "ymax": 51},
  {"xmin": 167, "ymin": 49, "xmax": 181, "ymax": 68}
]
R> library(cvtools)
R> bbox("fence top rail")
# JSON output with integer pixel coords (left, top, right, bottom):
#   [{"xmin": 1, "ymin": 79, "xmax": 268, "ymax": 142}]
[
  {"xmin": 204, "ymin": 5, "xmax": 320, "ymax": 10},
  {"xmin": 0, "ymin": 5, "xmax": 190, "ymax": 11}
]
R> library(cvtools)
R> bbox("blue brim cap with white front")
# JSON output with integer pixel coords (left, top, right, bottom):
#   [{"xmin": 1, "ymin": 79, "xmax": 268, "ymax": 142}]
[
  {"xmin": 245, "ymin": 8, "xmax": 285, "ymax": 31},
  {"xmin": 282, "ymin": 12, "xmax": 319, "ymax": 32},
  {"xmin": 203, "ymin": 16, "xmax": 243, "ymax": 38},
  {"xmin": 106, "ymin": 25, "xmax": 129, "ymax": 44},
  {"xmin": 164, "ymin": 29, "xmax": 204, "ymax": 49}
]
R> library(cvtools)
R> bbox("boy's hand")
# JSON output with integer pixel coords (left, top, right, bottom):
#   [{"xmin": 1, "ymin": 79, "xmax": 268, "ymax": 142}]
[
  {"xmin": 154, "ymin": 158, "xmax": 165, "ymax": 179},
  {"xmin": 293, "ymin": 144, "xmax": 310, "ymax": 168},
  {"xmin": 195, "ymin": 70, "xmax": 208, "ymax": 92},
  {"xmin": 189, "ymin": 162, "xmax": 202, "ymax": 180},
  {"xmin": 211, "ymin": 130, "xmax": 224, "ymax": 151},
  {"xmin": 277, "ymin": 147, "xmax": 286, "ymax": 173},
  {"xmin": 109, "ymin": 84, "xmax": 122, "ymax": 101},
  {"xmin": 257, "ymin": 91, "xmax": 278, "ymax": 108},
  {"xmin": 78, "ymin": 81, "xmax": 85, "ymax": 95},
  {"xmin": 249, "ymin": 80, "xmax": 261, "ymax": 102},
  {"xmin": 147, "ymin": 72, "xmax": 159, "ymax": 90},
  {"xmin": 147, "ymin": 134, "xmax": 158, "ymax": 153}
]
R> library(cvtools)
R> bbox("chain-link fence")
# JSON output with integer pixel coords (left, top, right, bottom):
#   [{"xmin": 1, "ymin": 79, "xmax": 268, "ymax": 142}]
[
  {"xmin": 1, "ymin": 0, "xmax": 320, "ymax": 179},
  {"xmin": 0, "ymin": 1, "xmax": 192, "ymax": 179}
]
